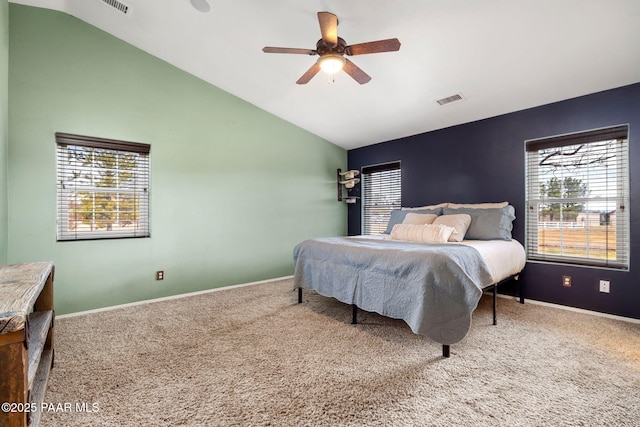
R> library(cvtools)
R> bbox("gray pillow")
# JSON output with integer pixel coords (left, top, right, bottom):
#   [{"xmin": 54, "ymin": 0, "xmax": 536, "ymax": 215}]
[
  {"xmin": 383, "ymin": 208, "xmax": 442, "ymax": 234},
  {"xmin": 442, "ymin": 205, "xmax": 515, "ymax": 240}
]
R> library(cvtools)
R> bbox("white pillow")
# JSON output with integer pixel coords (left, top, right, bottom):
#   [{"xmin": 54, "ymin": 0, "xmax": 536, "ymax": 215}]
[
  {"xmin": 447, "ymin": 202, "xmax": 508, "ymax": 209},
  {"xmin": 402, "ymin": 213, "xmax": 438, "ymax": 225},
  {"xmin": 402, "ymin": 202, "xmax": 449, "ymax": 210},
  {"xmin": 433, "ymin": 214, "xmax": 472, "ymax": 242},
  {"xmin": 390, "ymin": 223, "xmax": 455, "ymax": 243}
]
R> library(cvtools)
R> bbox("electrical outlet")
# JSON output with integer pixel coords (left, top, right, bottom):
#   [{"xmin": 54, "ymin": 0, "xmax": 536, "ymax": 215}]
[
  {"xmin": 562, "ymin": 276, "xmax": 572, "ymax": 287},
  {"xmin": 156, "ymin": 271, "xmax": 164, "ymax": 281},
  {"xmin": 599, "ymin": 280, "xmax": 610, "ymax": 293}
]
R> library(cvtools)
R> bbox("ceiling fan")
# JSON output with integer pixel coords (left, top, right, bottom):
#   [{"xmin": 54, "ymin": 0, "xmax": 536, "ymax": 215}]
[{"xmin": 262, "ymin": 11, "xmax": 401, "ymax": 85}]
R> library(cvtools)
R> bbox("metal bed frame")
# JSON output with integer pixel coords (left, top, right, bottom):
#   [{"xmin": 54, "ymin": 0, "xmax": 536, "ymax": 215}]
[{"xmin": 297, "ymin": 273, "xmax": 523, "ymax": 358}]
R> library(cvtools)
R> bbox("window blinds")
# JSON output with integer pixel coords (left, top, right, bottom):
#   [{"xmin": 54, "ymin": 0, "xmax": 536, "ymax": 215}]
[
  {"xmin": 525, "ymin": 125, "xmax": 629, "ymax": 269},
  {"xmin": 362, "ymin": 162, "xmax": 401, "ymax": 235},
  {"xmin": 56, "ymin": 132, "xmax": 150, "ymax": 241}
]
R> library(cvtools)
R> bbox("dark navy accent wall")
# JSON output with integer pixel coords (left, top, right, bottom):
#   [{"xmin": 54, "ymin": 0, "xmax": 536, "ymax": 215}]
[{"xmin": 348, "ymin": 82, "xmax": 640, "ymax": 320}]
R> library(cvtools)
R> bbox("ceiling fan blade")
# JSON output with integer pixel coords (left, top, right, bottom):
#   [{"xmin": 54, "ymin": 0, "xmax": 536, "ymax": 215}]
[
  {"xmin": 343, "ymin": 59, "xmax": 371, "ymax": 84},
  {"xmin": 346, "ymin": 38, "xmax": 401, "ymax": 56},
  {"xmin": 262, "ymin": 47, "xmax": 317, "ymax": 55},
  {"xmin": 296, "ymin": 63, "xmax": 322, "ymax": 84},
  {"xmin": 317, "ymin": 11, "xmax": 338, "ymax": 47}
]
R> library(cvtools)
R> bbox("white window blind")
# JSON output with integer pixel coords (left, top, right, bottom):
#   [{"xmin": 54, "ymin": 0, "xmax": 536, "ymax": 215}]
[
  {"xmin": 362, "ymin": 162, "xmax": 401, "ymax": 235},
  {"xmin": 56, "ymin": 132, "xmax": 150, "ymax": 241},
  {"xmin": 525, "ymin": 125, "xmax": 629, "ymax": 269}
]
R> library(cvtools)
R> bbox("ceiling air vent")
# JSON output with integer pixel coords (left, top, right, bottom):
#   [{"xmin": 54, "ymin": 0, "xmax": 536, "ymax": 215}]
[
  {"xmin": 436, "ymin": 93, "xmax": 465, "ymax": 106},
  {"xmin": 101, "ymin": 0, "xmax": 129, "ymax": 14}
]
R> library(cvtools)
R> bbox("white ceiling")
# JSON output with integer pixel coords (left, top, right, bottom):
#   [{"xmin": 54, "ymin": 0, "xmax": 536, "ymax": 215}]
[{"xmin": 10, "ymin": 0, "xmax": 640, "ymax": 150}]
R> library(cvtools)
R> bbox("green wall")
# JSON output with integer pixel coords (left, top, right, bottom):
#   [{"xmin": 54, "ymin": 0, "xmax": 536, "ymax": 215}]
[
  {"xmin": 0, "ymin": 0, "xmax": 8, "ymax": 264},
  {"xmin": 8, "ymin": 5, "xmax": 347, "ymax": 314}
]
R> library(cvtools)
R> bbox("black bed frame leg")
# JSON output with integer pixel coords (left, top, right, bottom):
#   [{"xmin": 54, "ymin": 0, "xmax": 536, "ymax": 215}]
[
  {"xmin": 297, "ymin": 287, "xmax": 302, "ymax": 304},
  {"xmin": 442, "ymin": 345, "xmax": 450, "ymax": 358},
  {"xmin": 517, "ymin": 275, "xmax": 525, "ymax": 304},
  {"xmin": 351, "ymin": 304, "xmax": 358, "ymax": 324},
  {"xmin": 493, "ymin": 285, "xmax": 497, "ymax": 325}
]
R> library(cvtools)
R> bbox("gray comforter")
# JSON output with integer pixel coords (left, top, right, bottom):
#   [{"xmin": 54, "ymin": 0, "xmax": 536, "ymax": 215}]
[{"xmin": 293, "ymin": 237, "xmax": 494, "ymax": 345}]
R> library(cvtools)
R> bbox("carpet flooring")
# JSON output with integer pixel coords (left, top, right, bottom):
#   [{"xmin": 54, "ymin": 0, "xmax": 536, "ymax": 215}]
[{"xmin": 41, "ymin": 279, "xmax": 640, "ymax": 426}]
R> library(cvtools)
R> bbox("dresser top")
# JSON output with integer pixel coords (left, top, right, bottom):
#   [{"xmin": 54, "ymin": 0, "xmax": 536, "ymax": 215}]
[{"xmin": 0, "ymin": 262, "xmax": 55, "ymax": 334}]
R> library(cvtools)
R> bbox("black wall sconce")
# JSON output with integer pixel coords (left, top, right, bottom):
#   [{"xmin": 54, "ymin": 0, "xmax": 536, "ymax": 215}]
[{"xmin": 337, "ymin": 168, "xmax": 360, "ymax": 203}]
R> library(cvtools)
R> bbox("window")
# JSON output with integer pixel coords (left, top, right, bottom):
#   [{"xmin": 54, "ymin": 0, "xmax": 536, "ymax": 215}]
[
  {"xmin": 525, "ymin": 125, "xmax": 629, "ymax": 269},
  {"xmin": 56, "ymin": 132, "xmax": 150, "ymax": 241},
  {"xmin": 362, "ymin": 162, "xmax": 401, "ymax": 235}
]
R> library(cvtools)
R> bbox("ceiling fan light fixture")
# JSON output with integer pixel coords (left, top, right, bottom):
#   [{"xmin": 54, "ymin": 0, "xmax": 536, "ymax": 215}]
[
  {"xmin": 318, "ymin": 54, "xmax": 346, "ymax": 74},
  {"xmin": 262, "ymin": 11, "xmax": 400, "ymax": 84}
]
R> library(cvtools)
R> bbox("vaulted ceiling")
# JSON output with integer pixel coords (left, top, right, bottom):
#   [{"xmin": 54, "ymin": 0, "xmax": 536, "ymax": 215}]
[{"xmin": 10, "ymin": 0, "xmax": 640, "ymax": 149}]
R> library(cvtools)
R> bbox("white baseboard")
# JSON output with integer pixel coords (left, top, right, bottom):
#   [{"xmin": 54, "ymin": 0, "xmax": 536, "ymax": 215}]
[
  {"xmin": 492, "ymin": 292, "xmax": 640, "ymax": 324},
  {"xmin": 57, "ymin": 275, "xmax": 294, "ymax": 319},
  {"xmin": 61, "ymin": 277, "xmax": 639, "ymax": 325}
]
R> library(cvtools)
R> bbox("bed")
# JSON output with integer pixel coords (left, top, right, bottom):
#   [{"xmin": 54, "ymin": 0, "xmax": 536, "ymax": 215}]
[{"xmin": 293, "ymin": 203, "xmax": 527, "ymax": 357}]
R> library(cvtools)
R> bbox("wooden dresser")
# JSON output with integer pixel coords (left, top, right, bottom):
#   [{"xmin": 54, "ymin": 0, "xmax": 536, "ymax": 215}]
[{"xmin": 0, "ymin": 262, "xmax": 55, "ymax": 427}]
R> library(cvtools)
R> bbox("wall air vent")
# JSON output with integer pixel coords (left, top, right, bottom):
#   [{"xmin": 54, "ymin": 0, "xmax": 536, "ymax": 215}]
[
  {"xmin": 101, "ymin": 0, "xmax": 130, "ymax": 14},
  {"xmin": 436, "ymin": 93, "xmax": 465, "ymax": 106}
]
